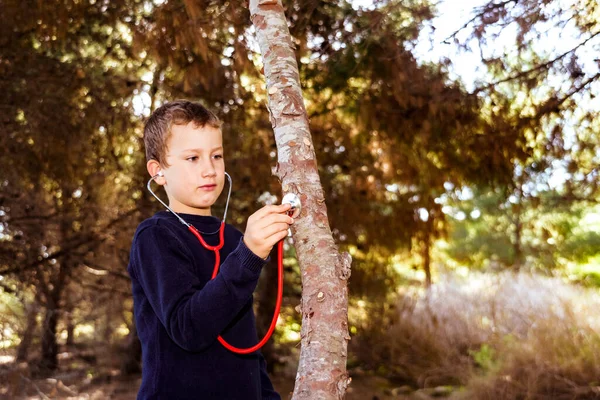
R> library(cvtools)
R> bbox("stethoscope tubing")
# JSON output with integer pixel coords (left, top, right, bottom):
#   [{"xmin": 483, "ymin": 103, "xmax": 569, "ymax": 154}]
[
  {"xmin": 146, "ymin": 172, "xmax": 283, "ymax": 354},
  {"xmin": 147, "ymin": 171, "xmax": 232, "ymax": 235}
]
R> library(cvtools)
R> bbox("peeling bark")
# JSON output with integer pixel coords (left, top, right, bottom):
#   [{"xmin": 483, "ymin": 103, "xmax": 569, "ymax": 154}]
[{"xmin": 250, "ymin": 1, "xmax": 352, "ymax": 399}]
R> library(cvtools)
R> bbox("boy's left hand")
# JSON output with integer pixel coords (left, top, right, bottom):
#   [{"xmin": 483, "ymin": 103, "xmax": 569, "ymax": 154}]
[{"xmin": 243, "ymin": 204, "xmax": 294, "ymax": 259}]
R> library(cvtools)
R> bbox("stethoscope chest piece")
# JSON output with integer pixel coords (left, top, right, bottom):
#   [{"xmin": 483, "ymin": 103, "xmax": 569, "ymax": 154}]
[{"xmin": 282, "ymin": 193, "xmax": 301, "ymax": 218}]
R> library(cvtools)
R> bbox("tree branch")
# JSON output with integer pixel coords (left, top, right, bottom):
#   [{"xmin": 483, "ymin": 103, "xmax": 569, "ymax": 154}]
[
  {"xmin": 472, "ymin": 31, "xmax": 600, "ymax": 94},
  {"xmin": 5, "ymin": 212, "xmax": 59, "ymax": 223},
  {"xmin": 0, "ymin": 207, "xmax": 141, "ymax": 276},
  {"xmin": 442, "ymin": 0, "xmax": 518, "ymax": 44},
  {"xmin": 79, "ymin": 281, "xmax": 131, "ymax": 296},
  {"xmin": 81, "ymin": 259, "xmax": 131, "ymax": 281}
]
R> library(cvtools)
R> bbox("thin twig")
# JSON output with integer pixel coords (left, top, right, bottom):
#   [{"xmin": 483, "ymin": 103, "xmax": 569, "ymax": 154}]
[
  {"xmin": 473, "ymin": 31, "xmax": 600, "ymax": 94},
  {"xmin": 19, "ymin": 373, "xmax": 51, "ymax": 400},
  {"xmin": 442, "ymin": 0, "xmax": 519, "ymax": 44}
]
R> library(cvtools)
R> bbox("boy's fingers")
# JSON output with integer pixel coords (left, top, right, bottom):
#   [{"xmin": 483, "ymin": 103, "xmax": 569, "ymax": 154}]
[
  {"xmin": 252, "ymin": 209, "xmax": 294, "ymax": 229},
  {"xmin": 265, "ymin": 213, "xmax": 294, "ymax": 225},
  {"xmin": 261, "ymin": 222, "xmax": 290, "ymax": 240},
  {"xmin": 256, "ymin": 217, "xmax": 293, "ymax": 233},
  {"xmin": 264, "ymin": 224, "xmax": 290, "ymax": 244},
  {"xmin": 254, "ymin": 203, "xmax": 291, "ymax": 219}
]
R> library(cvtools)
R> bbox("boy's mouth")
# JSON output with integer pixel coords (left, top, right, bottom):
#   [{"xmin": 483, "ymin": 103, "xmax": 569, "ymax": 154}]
[{"xmin": 199, "ymin": 184, "xmax": 217, "ymax": 191}]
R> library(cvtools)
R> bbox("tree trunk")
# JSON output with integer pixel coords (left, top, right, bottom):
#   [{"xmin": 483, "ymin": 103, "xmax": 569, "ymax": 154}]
[
  {"xmin": 513, "ymin": 185, "xmax": 523, "ymax": 271},
  {"xmin": 64, "ymin": 297, "xmax": 75, "ymax": 346},
  {"xmin": 120, "ymin": 321, "xmax": 142, "ymax": 375},
  {"xmin": 16, "ymin": 301, "xmax": 38, "ymax": 363},
  {"xmin": 256, "ymin": 257, "xmax": 279, "ymax": 371},
  {"xmin": 39, "ymin": 220, "xmax": 70, "ymax": 372},
  {"xmin": 40, "ymin": 297, "xmax": 59, "ymax": 372},
  {"xmin": 120, "ymin": 169, "xmax": 154, "ymax": 376},
  {"xmin": 422, "ymin": 215, "xmax": 433, "ymax": 288},
  {"xmin": 514, "ymin": 210, "xmax": 522, "ymax": 270},
  {"xmin": 250, "ymin": 2, "xmax": 352, "ymax": 398},
  {"xmin": 66, "ymin": 314, "xmax": 75, "ymax": 346},
  {"xmin": 104, "ymin": 296, "xmax": 113, "ymax": 344}
]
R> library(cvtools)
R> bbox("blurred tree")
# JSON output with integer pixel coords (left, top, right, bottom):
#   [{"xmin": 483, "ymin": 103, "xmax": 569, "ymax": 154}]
[
  {"xmin": 458, "ymin": 1, "xmax": 598, "ymax": 189},
  {"xmin": 444, "ymin": 0, "xmax": 599, "ymax": 270},
  {"xmin": 293, "ymin": 0, "xmax": 525, "ymax": 284},
  {"xmin": 442, "ymin": 185, "xmax": 600, "ymax": 272},
  {"xmin": 0, "ymin": 0, "xmax": 145, "ymax": 372}
]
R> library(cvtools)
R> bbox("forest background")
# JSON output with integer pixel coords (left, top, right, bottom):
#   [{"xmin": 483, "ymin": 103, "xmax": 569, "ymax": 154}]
[{"xmin": 1, "ymin": 0, "xmax": 599, "ymax": 398}]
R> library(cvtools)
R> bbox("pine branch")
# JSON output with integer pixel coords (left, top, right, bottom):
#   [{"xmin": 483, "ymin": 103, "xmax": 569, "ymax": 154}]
[{"xmin": 472, "ymin": 31, "xmax": 600, "ymax": 94}]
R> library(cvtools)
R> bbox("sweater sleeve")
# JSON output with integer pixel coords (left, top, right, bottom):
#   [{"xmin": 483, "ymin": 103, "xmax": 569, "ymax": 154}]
[
  {"xmin": 130, "ymin": 223, "xmax": 267, "ymax": 352},
  {"xmin": 259, "ymin": 352, "xmax": 281, "ymax": 400}
]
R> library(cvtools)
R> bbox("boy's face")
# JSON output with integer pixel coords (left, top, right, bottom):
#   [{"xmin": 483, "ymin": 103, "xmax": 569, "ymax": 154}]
[{"xmin": 159, "ymin": 122, "xmax": 225, "ymax": 216}]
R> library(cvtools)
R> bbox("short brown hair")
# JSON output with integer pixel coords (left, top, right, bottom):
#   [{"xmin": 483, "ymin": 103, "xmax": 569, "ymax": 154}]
[{"xmin": 143, "ymin": 100, "xmax": 222, "ymax": 166}]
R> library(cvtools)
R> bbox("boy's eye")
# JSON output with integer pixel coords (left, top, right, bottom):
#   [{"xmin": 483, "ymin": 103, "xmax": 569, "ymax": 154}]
[
  {"xmin": 186, "ymin": 156, "xmax": 198, "ymax": 162},
  {"xmin": 213, "ymin": 154, "xmax": 223, "ymax": 160}
]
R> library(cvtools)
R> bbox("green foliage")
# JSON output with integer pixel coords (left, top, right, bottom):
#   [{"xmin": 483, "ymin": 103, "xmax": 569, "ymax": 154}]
[
  {"xmin": 0, "ymin": 285, "xmax": 25, "ymax": 349},
  {"xmin": 567, "ymin": 256, "xmax": 600, "ymax": 287},
  {"xmin": 469, "ymin": 344, "xmax": 496, "ymax": 372},
  {"xmin": 442, "ymin": 186, "xmax": 600, "ymax": 271}
]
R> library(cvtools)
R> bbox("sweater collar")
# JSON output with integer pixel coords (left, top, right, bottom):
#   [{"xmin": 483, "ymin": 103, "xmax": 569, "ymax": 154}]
[{"xmin": 156, "ymin": 210, "xmax": 222, "ymax": 230}]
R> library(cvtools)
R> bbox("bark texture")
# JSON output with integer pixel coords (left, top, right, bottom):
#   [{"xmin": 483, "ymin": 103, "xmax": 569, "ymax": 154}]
[{"xmin": 249, "ymin": 1, "xmax": 352, "ymax": 399}]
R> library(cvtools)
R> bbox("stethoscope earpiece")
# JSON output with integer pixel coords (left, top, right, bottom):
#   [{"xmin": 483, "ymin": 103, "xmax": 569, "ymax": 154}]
[{"xmin": 151, "ymin": 170, "xmax": 164, "ymax": 180}]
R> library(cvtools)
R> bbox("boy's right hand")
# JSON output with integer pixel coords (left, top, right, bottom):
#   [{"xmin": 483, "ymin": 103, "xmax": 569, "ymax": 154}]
[{"xmin": 243, "ymin": 204, "xmax": 294, "ymax": 259}]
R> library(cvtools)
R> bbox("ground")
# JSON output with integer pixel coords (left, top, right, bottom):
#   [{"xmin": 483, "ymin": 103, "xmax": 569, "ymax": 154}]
[
  {"xmin": 2, "ymin": 365, "xmax": 433, "ymax": 400},
  {"xmin": 2, "ymin": 372, "xmax": 407, "ymax": 400},
  {"xmin": 1, "ymin": 347, "xmax": 449, "ymax": 400}
]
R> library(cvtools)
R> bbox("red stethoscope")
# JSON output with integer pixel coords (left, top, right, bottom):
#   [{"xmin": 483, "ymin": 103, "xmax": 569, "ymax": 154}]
[{"xmin": 147, "ymin": 171, "xmax": 300, "ymax": 354}]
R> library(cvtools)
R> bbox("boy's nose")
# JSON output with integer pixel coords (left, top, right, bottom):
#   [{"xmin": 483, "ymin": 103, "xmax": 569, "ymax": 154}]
[
  {"xmin": 200, "ymin": 162, "xmax": 217, "ymax": 177},
  {"xmin": 201, "ymin": 169, "xmax": 216, "ymax": 178}
]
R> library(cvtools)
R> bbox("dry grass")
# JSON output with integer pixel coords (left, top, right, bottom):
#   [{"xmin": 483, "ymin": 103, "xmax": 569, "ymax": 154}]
[{"xmin": 351, "ymin": 271, "xmax": 600, "ymax": 399}]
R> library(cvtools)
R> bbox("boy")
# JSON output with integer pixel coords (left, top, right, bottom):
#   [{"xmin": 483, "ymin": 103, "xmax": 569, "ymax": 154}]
[{"xmin": 128, "ymin": 100, "xmax": 293, "ymax": 399}]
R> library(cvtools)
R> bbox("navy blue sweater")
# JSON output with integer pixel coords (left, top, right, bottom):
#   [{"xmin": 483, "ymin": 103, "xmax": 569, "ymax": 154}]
[{"xmin": 128, "ymin": 211, "xmax": 281, "ymax": 400}]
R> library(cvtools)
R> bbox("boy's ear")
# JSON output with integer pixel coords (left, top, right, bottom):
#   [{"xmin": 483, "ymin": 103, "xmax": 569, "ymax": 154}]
[{"xmin": 147, "ymin": 160, "xmax": 166, "ymax": 185}]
